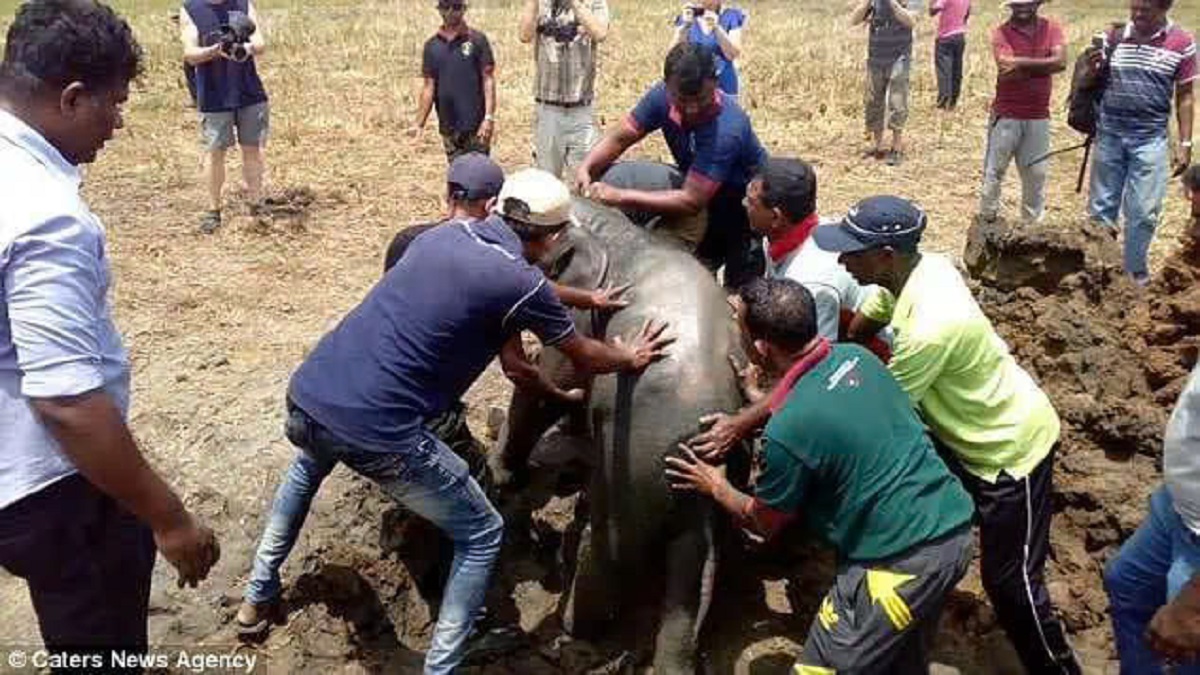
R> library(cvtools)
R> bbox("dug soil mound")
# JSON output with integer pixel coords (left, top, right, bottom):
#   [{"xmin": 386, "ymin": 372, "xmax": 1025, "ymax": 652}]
[{"xmin": 963, "ymin": 218, "xmax": 1200, "ymax": 662}]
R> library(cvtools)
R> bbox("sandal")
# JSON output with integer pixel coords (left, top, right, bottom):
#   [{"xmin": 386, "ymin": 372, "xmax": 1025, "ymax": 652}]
[
  {"xmin": 861, "ymin": 148, "xmax": 885, "ymax": 160},
  {"xmin": 886, "ymin": 149, "xmax": 905, "ymax": 166}
]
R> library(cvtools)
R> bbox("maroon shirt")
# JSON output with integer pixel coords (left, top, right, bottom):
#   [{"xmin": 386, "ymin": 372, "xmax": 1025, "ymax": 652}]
[{"xmin": 991, "ymin": 17, "xmax": 1066, "ymax": 120}]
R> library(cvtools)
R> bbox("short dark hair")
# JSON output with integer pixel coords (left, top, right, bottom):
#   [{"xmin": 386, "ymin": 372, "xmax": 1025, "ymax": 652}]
[
  {"xmin": 1183, "ymin": 165, "xmax": 1200, "ymax": 192},
  {"xmin": 0, "ymin": 0, "xmax": 142, "ymax": 96},
  {"xmin": 1154, "ymin": 0, "xmax": 1174, "ymax": 9},
  {"xmin": 755, "ymin": 158, "xmax": 818, "ymax": 223},
  {"xmin": 664, "ymin": 42, "xmax": 716, "ymax": 96},
  {"xmin": 738, "ymin": 278, "xmax": 818, "ymax": 352}
]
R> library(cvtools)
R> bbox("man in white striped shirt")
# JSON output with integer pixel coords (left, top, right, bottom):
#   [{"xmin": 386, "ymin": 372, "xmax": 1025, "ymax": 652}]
[{"xmin": 1088, "ymin": 0, "xmax": 1196, "ymax": 285}]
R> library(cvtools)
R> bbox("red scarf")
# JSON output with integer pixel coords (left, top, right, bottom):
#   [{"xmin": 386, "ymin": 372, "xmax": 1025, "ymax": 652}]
[
  {"xmin": 766, "ymin": 338, "xmax": 833, "ymax": 413},
  {"xmin": 767, "ymin": 213, "xmax": 820, "ymax": 264}
]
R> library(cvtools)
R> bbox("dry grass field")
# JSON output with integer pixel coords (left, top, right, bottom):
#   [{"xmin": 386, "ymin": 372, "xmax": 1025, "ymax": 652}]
[{"xmin": 1, "ymin": 0, "xmax": 1199, "ymax": 672}]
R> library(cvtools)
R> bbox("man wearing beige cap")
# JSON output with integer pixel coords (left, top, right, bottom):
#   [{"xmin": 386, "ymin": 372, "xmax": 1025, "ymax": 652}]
[{"xmin": 237, "ymin": 168, "xmax": 672, "ymax": 674}]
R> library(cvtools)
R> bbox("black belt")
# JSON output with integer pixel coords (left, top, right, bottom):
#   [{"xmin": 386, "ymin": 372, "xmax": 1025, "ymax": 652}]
[{"xmin": 536, "ymin": 98, "xmax": 591, "ymax": 109}]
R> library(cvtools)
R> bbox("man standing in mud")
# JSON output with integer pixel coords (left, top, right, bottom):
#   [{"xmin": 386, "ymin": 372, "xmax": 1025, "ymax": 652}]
[
  {"xmin": 818, "ymin": 196, "xmax": 1084, "ymax": 674},
  {"xmin": 576, "ymin": 42, "xmax": 768, "ymax": 290},
  {"xmin": 667, "ymin": 277, "xmax": 975, "ymax": 673},
  {"xmin": 1087, "ymin": 0, "xmax": 1195, "ymax": 285},
  {"xmin": 1106, "ymin": 358, "xmax": 1200, "ymax": 672},
  {"xmin": 0, "ymin": 0, "xmax": 220, "ymax": 663},
  {"xmin": 237, "ymin": 169, "xmax": 672, "ymax": 674}
]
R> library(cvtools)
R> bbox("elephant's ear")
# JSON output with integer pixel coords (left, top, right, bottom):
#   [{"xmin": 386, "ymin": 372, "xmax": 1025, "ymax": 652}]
[{"xmin": 546, "ymin": 245, "xmax": 576, "ymax": 282}]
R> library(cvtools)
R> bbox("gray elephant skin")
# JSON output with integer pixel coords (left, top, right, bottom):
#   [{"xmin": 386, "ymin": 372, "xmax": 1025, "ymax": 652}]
[{"xmin": 493, "ymin": 198, "xmax": 744, "ymax": 674}]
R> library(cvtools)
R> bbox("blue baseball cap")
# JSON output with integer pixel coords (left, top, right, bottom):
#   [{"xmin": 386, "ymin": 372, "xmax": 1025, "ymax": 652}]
[
  {"xmin": 447, "ymin": 153, "xmax": 504, "ymax": 200},
  {"xmin": 813, "ymin": 195, "xmax": 927, "ymax": 254}
]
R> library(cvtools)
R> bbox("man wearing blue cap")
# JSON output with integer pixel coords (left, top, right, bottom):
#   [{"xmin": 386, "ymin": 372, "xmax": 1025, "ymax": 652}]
[{"xmin": 814, "ymin": 196, "xmax": 1082, "ymax": 675}]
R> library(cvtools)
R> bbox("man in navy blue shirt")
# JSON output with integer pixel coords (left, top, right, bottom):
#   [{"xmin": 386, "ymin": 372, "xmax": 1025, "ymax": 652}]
[
  {"xmin": 576, "ymin": 42, "xmax": 768, "ymax": 290},
  {"xmin": 237, "ymin": 169, "xmax": 672, "ymax": 674}
]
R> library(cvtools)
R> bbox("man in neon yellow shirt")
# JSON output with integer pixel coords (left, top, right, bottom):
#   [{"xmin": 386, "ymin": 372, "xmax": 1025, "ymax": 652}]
[{"xmin": 814, "ymin": 195, "xmax": 1082, "ymax": 675}]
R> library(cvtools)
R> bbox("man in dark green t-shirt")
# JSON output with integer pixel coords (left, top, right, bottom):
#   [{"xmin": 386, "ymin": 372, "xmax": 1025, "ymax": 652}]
[{"xmin": 666, "ymin": 277, "xmax": 974, "ymax": 673}]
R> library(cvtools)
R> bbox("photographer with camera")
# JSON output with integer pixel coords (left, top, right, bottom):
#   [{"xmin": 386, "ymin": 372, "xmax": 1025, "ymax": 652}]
[
  {"xmin": 671, "ymin": 0, "xmax": 746, "ymax": 102},
  {"xmin": 518, "ymin": 0, "xmax": 609, "ymax": 179},
  {"xmin": 180, "ymin": 0, "xmax": 268, "ymax": 234}
]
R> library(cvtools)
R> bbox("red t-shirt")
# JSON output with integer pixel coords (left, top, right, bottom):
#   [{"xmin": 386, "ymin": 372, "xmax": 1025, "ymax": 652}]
[{"xmin": 991, "ymin": 17, "xmax": 1066, "ymax": 120}]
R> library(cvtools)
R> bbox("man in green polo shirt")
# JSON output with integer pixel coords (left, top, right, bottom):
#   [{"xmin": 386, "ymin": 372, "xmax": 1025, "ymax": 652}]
[
  {"xmin": 815, "ymin": 195, "xmax": 1083, "ymax": 675},
  {"xmin": 667, "ymin": 277, "xmax": 974, "ymax": 673}
]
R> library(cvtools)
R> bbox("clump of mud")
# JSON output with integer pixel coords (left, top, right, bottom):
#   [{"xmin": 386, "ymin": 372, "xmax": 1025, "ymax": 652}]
[{"xmin": 962, "ymin": 217, "xmax": 1200, "ymax": 658}]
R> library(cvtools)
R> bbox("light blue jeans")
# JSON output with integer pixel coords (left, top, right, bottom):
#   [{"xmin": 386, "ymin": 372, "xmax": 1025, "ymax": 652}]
[
  {"xmin": 1105, "ymin": 486, "xmax": 1200, "ymax": 674},
  {"xmin": 245, "ymin": 403, "xmax": 504, "ymax": 675},
  {"xmin": 1088, "ymin": 131, "xmax": 1170, "ymax": 284}
]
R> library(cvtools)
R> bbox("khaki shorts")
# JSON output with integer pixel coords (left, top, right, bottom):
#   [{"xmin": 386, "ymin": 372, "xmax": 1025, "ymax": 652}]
[{"xmin": 200, "ymin": 101, "xmax": 269, "ymax": 151}]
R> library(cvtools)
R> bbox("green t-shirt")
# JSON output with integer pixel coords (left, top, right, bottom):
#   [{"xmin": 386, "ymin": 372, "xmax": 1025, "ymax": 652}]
[
  {"xmin": 859, "ymin": 254, "xmax": 1061, "ymax": 482},
  {"xmin": 757, "ymin": 343, "xmax": 975, "ymax": 562}
]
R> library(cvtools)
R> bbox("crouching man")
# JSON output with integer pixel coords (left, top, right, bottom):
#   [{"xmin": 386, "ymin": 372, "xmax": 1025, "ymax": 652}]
[
  {"xmin": 236, "ymin": 169, "xmax": 672, "ymax": 674},
  {"xmin": 668, "ymin": 277, "xmax": 974, "ymax": 672}
]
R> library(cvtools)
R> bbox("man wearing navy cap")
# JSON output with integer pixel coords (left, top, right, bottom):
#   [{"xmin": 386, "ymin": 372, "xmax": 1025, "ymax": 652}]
[{"xmin": 815, "ymin": 196, "xmax": 1083, "ymax": 674}]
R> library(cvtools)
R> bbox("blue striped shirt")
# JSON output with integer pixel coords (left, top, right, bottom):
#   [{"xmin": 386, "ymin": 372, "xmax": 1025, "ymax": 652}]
[
  {"xmin": 0, "ymin": 110, "xmax": 131, "ymax": 510},
  {"xmin": 1099, "ymin": 21, "xmax": 1198, "ymax": 140}
]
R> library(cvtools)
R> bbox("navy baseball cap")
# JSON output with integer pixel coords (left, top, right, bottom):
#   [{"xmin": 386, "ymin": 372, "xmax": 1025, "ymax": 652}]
[
  {"xmin": 813, "ymin": 195, "xmax": 927, "ymax": 254},
  {"xmin": 447, "ymin": 153, "xmax": 504, "ymax": 200}
]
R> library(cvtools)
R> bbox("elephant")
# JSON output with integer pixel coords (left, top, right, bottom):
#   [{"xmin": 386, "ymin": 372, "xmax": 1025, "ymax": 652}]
[
  {"xmin": 490, "ymin": 198, "xmax": 745, "ymax": 674},
  {"xmin": 599, "ymin": 161, "xmax": 708, "ymax": 252}
]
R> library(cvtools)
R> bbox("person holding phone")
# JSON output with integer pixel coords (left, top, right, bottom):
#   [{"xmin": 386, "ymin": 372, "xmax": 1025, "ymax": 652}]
[{"xmin": 671, "ymin": 0, "xmax": 746, "ymax": 102}]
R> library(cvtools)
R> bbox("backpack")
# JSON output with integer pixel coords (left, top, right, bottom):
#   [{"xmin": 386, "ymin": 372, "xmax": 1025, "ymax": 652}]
[{"xmin": 1067, "ymin": 23, "xmax": 1124, "ymax": 136}]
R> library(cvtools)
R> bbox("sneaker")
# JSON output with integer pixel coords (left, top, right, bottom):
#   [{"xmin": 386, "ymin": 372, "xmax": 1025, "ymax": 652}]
[
  {"xmin": 886, "ymin": 149, "xmax": 905, "ymax": 166},
  {"xmin": 199, "ymin": 209, "xmax": 222, "ymax": 234},
  {"xmin": 235, "ymin": 599, "xmax": 281, "ymax": 640}
]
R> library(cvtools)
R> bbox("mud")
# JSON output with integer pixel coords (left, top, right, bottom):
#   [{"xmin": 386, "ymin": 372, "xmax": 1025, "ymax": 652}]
[{"xmin": 219, "ymin": 220, "xmax": 1200, "ymax": 674}]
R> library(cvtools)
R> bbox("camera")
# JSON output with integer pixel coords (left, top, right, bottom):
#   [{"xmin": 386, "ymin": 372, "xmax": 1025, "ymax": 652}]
[
  {"xmin": 215, "ymin": 10, "xmax": 257, "ymax": 62},
  {"xmin": 536, "ymin": 17, "xmax": 580, "ymax": 43}
]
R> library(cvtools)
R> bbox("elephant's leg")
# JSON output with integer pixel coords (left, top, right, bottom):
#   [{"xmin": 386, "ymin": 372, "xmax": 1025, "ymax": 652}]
[
  {"xmin": 562, "ymin": 523, "xmax": 617, "ymax": 638},
  {"xmin": 653, "ymin": 515, "xmax": 716, "ymax": 675},
  {"xmin": 489, "ymin": 350, "xmax": 583, "ymax": 489}
]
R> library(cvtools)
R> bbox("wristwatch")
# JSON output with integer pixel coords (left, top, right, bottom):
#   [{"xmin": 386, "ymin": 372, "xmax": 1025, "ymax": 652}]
[
  {"xmin": 1182, "ymin": 140, "xmax": 1194, "ymax": 149},
  {"xmin": 484, "ymin": 114, "xmax": 495, "ymax": 122}
]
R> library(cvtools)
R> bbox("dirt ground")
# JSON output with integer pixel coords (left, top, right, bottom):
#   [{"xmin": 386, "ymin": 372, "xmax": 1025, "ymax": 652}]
[{"xmin": 2, "ymin": 0, "xmax": 1200, "ymax": 673}]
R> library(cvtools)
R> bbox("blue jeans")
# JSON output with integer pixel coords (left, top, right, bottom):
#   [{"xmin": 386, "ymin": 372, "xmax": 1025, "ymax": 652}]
[
  {"xmin": 245, "ymin": 404, "xmax": 504, "ymax": 675},
  {"xmin": 1088, "ymin": 131, "xmax": 1170, "ymax": 284},
  {"xmin": 1105, "ymin": 486, "xmax": 1200, "ymax": 674}
]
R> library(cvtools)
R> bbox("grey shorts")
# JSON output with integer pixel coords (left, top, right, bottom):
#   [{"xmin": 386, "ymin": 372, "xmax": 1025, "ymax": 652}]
[{"xmin": 200, "ymin": 101, "xmax": 270, "ymax": 151}]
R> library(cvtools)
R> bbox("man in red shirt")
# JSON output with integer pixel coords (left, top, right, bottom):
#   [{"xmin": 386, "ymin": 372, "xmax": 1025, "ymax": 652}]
[{"xmin": 979, "ymin": 0, "xmax": 1067, "ymax": 224}]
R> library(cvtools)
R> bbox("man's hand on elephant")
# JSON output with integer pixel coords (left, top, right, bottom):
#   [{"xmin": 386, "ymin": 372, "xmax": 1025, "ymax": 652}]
[
  {"xmin": 687, "ymin": 413, "xmax": 746, "ymax": 462},
  {"xmin": 573, "ymin": 165, "xmax": 594, "ymax": 195},
  {"xmin": 585, "ymin": 182, "xmax": 624, "ymax": 207},
  {"xmin": 589, "ymin": 283, "xmax": 632, "ymax": 311},
  {"xmin": 665, "ymin": 445, "xmax": 726, "ymax": 497},
  {"xmin": 613, "ymin": 319, "xmax": 675, "ymax": 372}
]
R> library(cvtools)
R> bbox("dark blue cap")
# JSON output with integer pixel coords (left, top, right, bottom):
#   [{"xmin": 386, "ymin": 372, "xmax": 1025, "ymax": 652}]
[
  {"xmin": 813, "ymin": 195, "xmax": 927, "ymax": 254},
  {"xmin": 447, "ymin": 152, "xmax": 504, "ymax": 201}
]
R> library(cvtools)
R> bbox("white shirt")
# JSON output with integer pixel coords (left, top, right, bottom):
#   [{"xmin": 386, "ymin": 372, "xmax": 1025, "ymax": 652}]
[
  {"xmin": 0, "ymin": 110, "xmax": 130, "ymax": 510},
  {"xmin": 765, "ymin": 225, "xmax": 877, "ymax": 342},
  {"xmin": 1166, "ymin": 362, "xmax": 1200, "ymax": 534}
]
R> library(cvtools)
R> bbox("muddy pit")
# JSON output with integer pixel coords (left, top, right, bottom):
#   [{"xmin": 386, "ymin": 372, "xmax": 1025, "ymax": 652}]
[{"xmin": 222, "ymin": 221, "xmax": 1200, "ymax": 674}]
